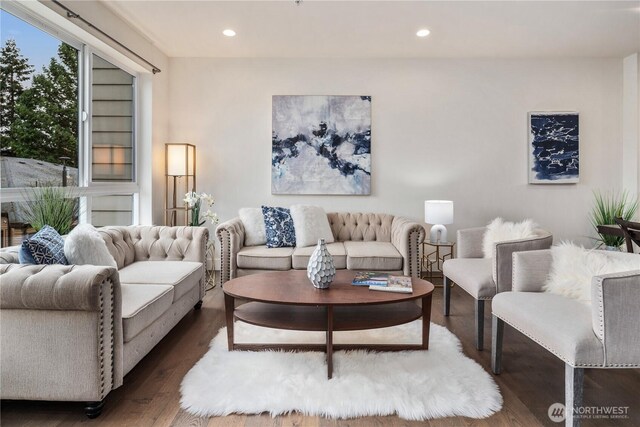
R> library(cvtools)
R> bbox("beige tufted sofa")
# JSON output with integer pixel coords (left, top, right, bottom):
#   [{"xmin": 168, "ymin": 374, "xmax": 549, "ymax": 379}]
[
  {"xmin": 216, "ymin": 212, "xmax": 425, "ymax": 284},
  {"xmin": 0, "ymin": 225, "xmax": 208, "ymax": 418}
]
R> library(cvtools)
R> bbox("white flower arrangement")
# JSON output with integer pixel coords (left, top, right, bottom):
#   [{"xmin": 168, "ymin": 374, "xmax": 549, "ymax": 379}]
[{"xmin": 183, "ymin": 191, "xmax": 219, "ymax": 226}]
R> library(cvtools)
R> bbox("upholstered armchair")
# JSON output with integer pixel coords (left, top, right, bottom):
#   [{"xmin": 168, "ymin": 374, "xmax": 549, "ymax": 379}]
[
  {"xmin": 491, "ymin": 249, "xmax": 640, "ymax": 427},
  {"xmin": 442, "ymin": 226, "xmax": 552, "ymax": 350}
]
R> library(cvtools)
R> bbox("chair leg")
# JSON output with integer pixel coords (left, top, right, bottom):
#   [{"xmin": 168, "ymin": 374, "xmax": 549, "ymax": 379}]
[
  {"xmin": 84, "ymin": 399, "xmax": 105, "ymax": 419},
  {"xmin": 194, "ymin": 300, "xmax": 203, "ymax": 310},
  {"xmin": 443, "ymin": 276, "xmax": 451, "ymax": 316},
  {"xmin": 491, "ymin": 315, "xmax": 504, "ymax": 374},
  {"xmin": 475, "ymin": 299, "xmax": 484, "ymax": 350},
  {"xmin": 565, "ymin": 364, "xmax": 584, "ymax": 427}
]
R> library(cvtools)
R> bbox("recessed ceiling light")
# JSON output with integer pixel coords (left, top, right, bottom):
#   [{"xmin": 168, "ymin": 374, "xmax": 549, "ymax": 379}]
[
  {"xmin": 223, "ymin": 29, "xmax": 236, "ymax": 37},
  {"xmin": 416, "ymin": 29, "xmax": 430, "ymax": 38}
]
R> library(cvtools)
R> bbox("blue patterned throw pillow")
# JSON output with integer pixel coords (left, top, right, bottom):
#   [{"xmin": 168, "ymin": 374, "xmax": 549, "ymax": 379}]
[
  {"xmin": 261, "ymin": 206, "xmax": 296, "ymax": 248},
  {"xmin": 24, "ymin": 225, "xmax": 68, "ymax": 265},
  {"xmin": 19, "ymin": 242, "xmax": 37, "ymax": 264}
]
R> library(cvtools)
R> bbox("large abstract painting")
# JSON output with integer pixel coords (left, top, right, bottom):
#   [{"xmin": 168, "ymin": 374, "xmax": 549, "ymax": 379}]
[
  {"xmin": 529, "ymin": 111, "xmax": 579, "ymax": 184},
  {"xmin": 272, "ymin": 95, "xmax": 371, "ymax": 195}
]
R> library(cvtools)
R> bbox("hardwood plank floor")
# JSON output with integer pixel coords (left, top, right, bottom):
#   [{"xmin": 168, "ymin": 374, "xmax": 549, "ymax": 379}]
[{"xmin": 1, "ymin": 280, "xmax": 638, "ymax": 426}]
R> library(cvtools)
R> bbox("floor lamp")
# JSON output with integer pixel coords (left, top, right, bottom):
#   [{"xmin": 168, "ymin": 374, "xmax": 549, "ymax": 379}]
[{"xmin": 165, "ymin": 143, "xmax": 196, "ymax": 226}]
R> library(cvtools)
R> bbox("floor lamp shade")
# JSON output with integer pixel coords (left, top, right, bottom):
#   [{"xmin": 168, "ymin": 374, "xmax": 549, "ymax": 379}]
[
  {"xmin": 166, "ymin": 143, "xmax": 196, "ymax": 177},
  {"xmin": 424, "ymin": 200, "xmax": 454, "ymax": 243}
]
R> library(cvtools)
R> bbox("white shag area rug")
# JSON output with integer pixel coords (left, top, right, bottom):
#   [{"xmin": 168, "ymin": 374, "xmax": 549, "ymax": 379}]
[{"xmin": 180, "ymin": 320, "xmax": 502, "ymax": 420}]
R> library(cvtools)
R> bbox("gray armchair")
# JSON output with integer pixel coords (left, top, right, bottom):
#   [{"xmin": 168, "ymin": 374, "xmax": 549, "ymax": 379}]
[
  {"xmin": 491, "ymin": 249, "xmax": 640, "ymax": 427},
  {"xmin": 442, "ymin": 226, "xmax": 552, "ymax": 350}
]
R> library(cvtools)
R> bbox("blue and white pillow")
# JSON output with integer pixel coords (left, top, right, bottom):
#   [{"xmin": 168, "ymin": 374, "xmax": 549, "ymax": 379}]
[
  {"xmin": 22, "ymin": 225, "xmax": 68, "ymax": 265},
  {"xmin": 18, "ymin": 243, "xmax": 37, "ymax": 264},
  {"xmin": 261, "ymin": 206, "xmax": 296, "ymax": 248}
]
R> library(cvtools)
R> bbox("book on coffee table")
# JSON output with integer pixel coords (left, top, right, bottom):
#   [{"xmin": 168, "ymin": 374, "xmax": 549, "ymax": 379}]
[
  {"xmin": 369, "ymin": 275, "xmax": 413, "ymax": 293},
  {"xmin": 352, "ymin": 272, "xmax": 389, "ymax": 286}
]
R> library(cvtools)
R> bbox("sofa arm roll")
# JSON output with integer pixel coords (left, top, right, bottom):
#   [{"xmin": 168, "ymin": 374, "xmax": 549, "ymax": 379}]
[
  {"xmin": 0, "ymin": 246, "xmax": 20, "ymax": 264},
  {"xmin": 493, "ymin": 230, "xmax": 553, "ymax": 293},
  {"xmin": 0, "ymin": 264, "xmax": 124, "ymax": 399},
  {"xmin": 456, "ymin": 227, "xmax": 486, "ymax": 259},
  {"xmin": 591, "ymin": 270, "xmax": 640, "ymax": 367},
  {"xmin": 0, "ymin": 264, "xmax": 119, "ymax": 311},
  {"xmin": 511, "ymin": 249, "xmax": 553, "ymax": 292},
  {"xmin": 216, "ymin": 218, "xmax": 246, "ymax": 284},
  {"xmin": 391, "ymin": 217, "xmax": 425, "ymax": 278}
]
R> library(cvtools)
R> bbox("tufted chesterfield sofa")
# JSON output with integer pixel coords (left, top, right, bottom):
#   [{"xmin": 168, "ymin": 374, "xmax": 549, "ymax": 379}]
[
  {"xmin": 0, "ymin": 225, "xmax": 208, "ymax": 418},
  {"xmin": 216, "ymin": 212, "xmax": 425, "ymax": 284}
]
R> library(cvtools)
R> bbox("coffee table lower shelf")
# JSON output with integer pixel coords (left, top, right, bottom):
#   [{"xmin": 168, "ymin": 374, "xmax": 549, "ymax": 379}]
[{"xmin": 225, "ymin": 300, "xmax": 431, "ymax": 379}]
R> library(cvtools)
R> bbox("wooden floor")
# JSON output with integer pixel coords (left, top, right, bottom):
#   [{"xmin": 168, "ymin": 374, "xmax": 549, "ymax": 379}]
[{"xmin": 2, "ymin": 280, "xmax": 639, "ymax": 427}]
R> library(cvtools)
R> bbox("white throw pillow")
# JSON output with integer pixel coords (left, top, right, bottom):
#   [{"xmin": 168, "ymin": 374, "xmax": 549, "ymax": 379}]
[
  {"xmin": 543, "ymin": 242, "xmax": 640, "ymax": 304},
  {"xmin": 482, "ymin": 217, "xmax": 537, "ymax": 258},
  {"xmin": 239, "ymin": 208, "xmax": 267, "ymax": 246},
  {"xmin": 290, "ymin": 205, "xmax": 335, "ymax": 247},
  {"xmin": 64, "ymin": 224, "xmax": 117, "ymax": 267}
]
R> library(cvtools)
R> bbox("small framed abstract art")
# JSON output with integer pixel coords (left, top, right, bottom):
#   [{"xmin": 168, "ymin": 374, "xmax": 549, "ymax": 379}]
[
  {"xmin": 528, "ymin": 111, "xmax": 579, "ymax": 184},
  {"xmin": 272, "ymin": 95, "xmax": 371, "ymax": 195}
]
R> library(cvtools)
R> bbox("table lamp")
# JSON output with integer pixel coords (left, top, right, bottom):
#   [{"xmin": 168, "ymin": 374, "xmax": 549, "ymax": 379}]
[{"xmin": 424, "ymin": 200, "xmax": 454, "ymax": 243}]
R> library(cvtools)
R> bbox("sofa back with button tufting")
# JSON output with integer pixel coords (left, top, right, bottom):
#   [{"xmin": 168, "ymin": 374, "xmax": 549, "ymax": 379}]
[
  {"xmin": 99, "ymin": 226, "xmax": 208, "ymax": 269},
  {"xmin": 99, "ymin": 227, "xmax": 136, "ymax": 269},
  {"xmin": 327, "ymin": 213, "xmax": 394, "ymax": 242}
]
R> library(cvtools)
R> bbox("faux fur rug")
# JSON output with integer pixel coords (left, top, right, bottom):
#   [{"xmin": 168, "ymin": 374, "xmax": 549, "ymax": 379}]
[{"xmin": 180, "ymin": 321, "xmax": 503, "ymax": 420}]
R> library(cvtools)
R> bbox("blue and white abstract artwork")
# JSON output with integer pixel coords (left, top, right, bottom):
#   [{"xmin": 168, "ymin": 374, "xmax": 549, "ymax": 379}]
[
  {"xmin": 272, "ymin": 95, "xmax": 371, "ymax": 195},
  {"xmin": 529, "ymin": 112, "xmax": 579, "ymax": 184}
]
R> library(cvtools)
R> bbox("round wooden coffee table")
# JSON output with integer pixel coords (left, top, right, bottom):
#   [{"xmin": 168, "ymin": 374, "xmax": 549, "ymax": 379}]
[{"xmin": 223, "ymin": 270, "xmax": 434, "ymax": 378}]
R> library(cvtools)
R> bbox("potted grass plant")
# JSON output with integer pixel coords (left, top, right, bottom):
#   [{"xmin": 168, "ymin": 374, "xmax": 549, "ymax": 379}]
[
  {"xmin": 22, "ymin": 185, "xmax": 80, "ymax": 235},
  {"xmin": 590, "ymin": 190, "xmax": 638, "ymax": 250}
]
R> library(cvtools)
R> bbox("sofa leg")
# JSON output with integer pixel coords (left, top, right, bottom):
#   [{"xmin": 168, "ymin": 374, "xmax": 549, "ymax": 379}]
[
  {"xmin": 194, "ymin": 300, "xmax": 203, "ymax": 310},
  {"xmin": 475, "ymin": 299, "xmax": 484, "ymax": 350},
  {"xmin": 565, "ymin": 364, "xmax": 584, "ymax": 427},
  {"xmin": 443, "ymin": 276, "xmax": 451, "ymax": 316},
  {"xmin": 491, "ymin": 315, "xmax": 504, "ymax": 374},
  {"xmin": 84, "ymin": 399, "xmax": 105, "ymax": 419}
]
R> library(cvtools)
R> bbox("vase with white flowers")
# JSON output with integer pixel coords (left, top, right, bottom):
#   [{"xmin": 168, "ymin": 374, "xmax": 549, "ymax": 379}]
[{"xmin": 183, "ymin": 192, "xmax": 219, "ymax": 226}]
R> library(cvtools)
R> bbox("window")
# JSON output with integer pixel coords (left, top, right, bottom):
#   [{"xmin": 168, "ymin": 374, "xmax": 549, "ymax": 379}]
[
  {"xmin": 90, "ymin": 195, "xmax": 134, "ymax": 227},
  {"xmin": 92, "ymin": 54, "xmax": 135, "ymax": 182},
  {"xmin": 0, "ymin": 6, "xmax": 140, "ymax": 246},
  {"xmin": 0, "ymin": 10, "xmax": 80, "ymax": 187}
]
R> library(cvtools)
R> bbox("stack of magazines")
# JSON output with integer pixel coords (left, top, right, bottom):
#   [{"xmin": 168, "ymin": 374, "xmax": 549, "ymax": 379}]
[{"xmin": 352, "ymin": 272, "xmax": 413, "ymax": 293}]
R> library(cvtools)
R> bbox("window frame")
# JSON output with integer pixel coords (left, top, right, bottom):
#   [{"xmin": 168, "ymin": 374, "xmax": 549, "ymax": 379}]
[{"xmin": 1, "ymin": 2, "xmax": 140, "ymax": 226}]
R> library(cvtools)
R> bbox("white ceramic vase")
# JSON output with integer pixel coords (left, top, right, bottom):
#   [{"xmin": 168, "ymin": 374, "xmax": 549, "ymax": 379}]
[{"xmin": 307, "ymin": 238, "xmax": 336, "ymax": 289}]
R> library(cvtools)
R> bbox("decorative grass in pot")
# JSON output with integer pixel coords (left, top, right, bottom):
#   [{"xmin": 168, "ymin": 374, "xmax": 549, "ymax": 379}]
[
  {"xmin": 22, "ymin": 185, "xmax": 80, "ymax": 235},
  {"xmin": 589, "ymin": 190, "xmax": 638, "ymax": 250}
]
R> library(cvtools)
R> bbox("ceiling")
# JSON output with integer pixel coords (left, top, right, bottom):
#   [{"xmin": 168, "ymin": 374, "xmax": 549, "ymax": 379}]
[{"xmin": 101, "ymin": 1, "xmax": 640, "ymax": 58}]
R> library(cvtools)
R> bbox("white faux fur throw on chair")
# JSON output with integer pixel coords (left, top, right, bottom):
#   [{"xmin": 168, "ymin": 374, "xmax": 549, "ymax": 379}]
[
  {"xmin": 543, "ymin": 242, "xmax": 640, "ymax": 303},
  {"xmin": 482, "ymin": 218, "xmax": 537, "ymax": 258}
]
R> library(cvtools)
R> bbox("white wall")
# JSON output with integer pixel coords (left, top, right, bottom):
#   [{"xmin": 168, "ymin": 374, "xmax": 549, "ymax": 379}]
[
  {"xmin": 622, "ymin": 53, "xmax": 639, "ymax": 202},
  {"xmin": 168, "ymin": 58, "xmax": 623, "ymax": 246}
]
